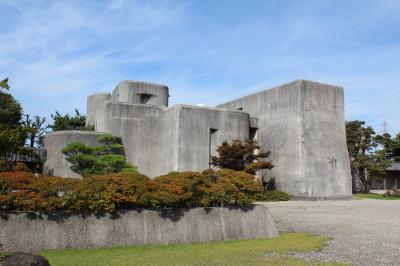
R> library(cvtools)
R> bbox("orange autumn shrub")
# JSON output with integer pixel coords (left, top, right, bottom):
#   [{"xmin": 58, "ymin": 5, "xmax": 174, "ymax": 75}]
[
  {"xmin": 68, "ymin": 173, "xmax": 150, "ymax": 213},
  {"xmin": 0, "ymin": 171, "xmax": 75, "ymax": 212},
  {"xmin": 148, "ymin": 171, "xmax": 211, "ymax": 208},
  {"xmin": 0, "ymin": 171, "xmax": 149, "ymax": 213},
  {"xmin": 0, "ymin": 169, "xmax": 267, "ymax": 213},
  {"xmin": 12, "ymin": 162, "xmax": 31, "ymax": 173},
  {"xmin": 0, "ymin": 161, "xmax": 31, "ymax": 172},
  {"xmin": 203, "ymin": 169, "xmax": 264, "ymax": 206}
]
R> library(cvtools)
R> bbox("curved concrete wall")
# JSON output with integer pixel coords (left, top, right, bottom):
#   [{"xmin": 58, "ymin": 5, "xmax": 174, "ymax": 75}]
[
  {"xmin": 217, "ymin": 80, "xmax": 352, "ymax": 199},
  {"xmin": 111, "ymin": 80, "xmax": 169, "ymax": 107},
  {"xmin": 43, "ymin": 131, "xmax": 105, "ymax": 178},
  {"xmin": 0, "ymin": 205, "xmax": 279, "ymax": 252},
  {"xmin": 86, "ymin": 93, "xmax": 111, "ymax": 127}
]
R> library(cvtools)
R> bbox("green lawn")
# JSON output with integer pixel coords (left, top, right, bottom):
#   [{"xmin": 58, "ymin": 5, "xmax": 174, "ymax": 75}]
[
  {"xmin": 353, "ymin": 193, "xmax": 400, "ymax": 200},
  {"xmin": 41, "ymin": 232, "xmax": 345, "ymax": 266}
]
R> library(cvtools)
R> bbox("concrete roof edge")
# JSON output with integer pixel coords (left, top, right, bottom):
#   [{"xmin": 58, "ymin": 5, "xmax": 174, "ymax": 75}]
[
  {"xmin": 216, "ymin": 79, "xmax": 342, "ymax": 107},
  {"xmin": 45, "ymin": 130, "xmax": 106, "ymax": 136},
  {"xmin": 116, "ymin": 80, "xmax": 169, "ymax": 88},
  {"xmin": 88, "ymin": 92, "xmax": 111, "ymax": 96},
  {"xmin": 297, "ymin": 79, "xmax": 343, "ymax": 89}
]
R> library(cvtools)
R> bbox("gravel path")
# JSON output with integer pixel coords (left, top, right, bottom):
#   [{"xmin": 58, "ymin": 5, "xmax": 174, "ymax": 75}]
[{"xmin": 260, "ymin": 200, "xmax": 400, "ymax": 266}]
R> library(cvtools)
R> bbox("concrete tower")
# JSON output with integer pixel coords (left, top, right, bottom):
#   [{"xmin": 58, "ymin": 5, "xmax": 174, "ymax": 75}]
[{"xmin": 111, "ymin": 81, "xmax": 169, "ymax": 106}]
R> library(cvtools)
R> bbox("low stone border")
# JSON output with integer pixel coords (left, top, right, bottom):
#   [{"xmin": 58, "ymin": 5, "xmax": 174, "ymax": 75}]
[{"xmin": 0, "ymin": 204, "xmax": 278, "ymax": 252}]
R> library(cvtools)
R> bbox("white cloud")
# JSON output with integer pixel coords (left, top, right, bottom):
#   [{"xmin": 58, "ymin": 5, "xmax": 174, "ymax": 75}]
[
  {"xmin": 0, "ymin": 0, "xmax": 187, "ymax": 110},
  {"xmin": 0, "ymin": 0, "xmax": 399, "ymax": 133}
]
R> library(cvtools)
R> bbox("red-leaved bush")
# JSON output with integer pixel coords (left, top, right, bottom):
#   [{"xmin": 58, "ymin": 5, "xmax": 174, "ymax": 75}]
[{"xmin": 0, "ymin": 169, "xmax": 280, "ymax": 213}]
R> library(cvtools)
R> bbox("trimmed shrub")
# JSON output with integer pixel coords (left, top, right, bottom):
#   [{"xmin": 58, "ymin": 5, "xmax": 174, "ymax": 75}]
[
  {"xmin": 12, "ymin": 162, "xmax": 31, "ymax": 173},
  {"xmin": 252, "ymin": 190, "xmax": 291, "ymax": 201},
  {"xmin": 205, "ymin": 169, "xmax": 264, "ymax": 206},
  {"xmin": 0, "ymin": 161, "xmax": 31, "ymax": 172},
  {"xmin": 148, "ymin": 171, "xmax": 210, "ymax": 208},
  {"xmin": 0, "ymin": 171, "xmax": 149, "ymax": 213},
  {"xmin": 0, "ymin": 169, "xmax": 290, "ymax": 213},
  {"xmin": 67, "ymin": 173, "xmax": 150, "ymax": 213},
  {"xmin": 0, "ymin": 160, "xmax": 8, "ymax": 172}
]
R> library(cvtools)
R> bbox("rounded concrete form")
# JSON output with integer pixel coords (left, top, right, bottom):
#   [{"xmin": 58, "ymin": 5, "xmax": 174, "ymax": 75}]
[
  {"xmin": 86, "ymin": 93, "xmax": 111, "ymax": 126},
  {"xmin": 111, "ymin": 80, "xmax": 169, "ymax": 107},
  {"xmin": 43, "ymin": 130, "xmax": 106, "ymax": 178}
]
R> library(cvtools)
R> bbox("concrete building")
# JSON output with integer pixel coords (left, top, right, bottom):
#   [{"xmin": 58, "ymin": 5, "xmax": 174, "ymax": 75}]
[{"xmin": 44, "ymin": 79, "xmax": 352, "ymax": 199}]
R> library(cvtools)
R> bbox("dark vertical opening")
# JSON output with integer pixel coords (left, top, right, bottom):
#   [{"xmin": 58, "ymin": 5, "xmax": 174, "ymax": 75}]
[
  {"xmin": 249, "ymin": 127, "xmax": 258, "ymax": 140},
  {"xmin": 209, "ymin": 128, "xmax": 218, "ymax": 168}
]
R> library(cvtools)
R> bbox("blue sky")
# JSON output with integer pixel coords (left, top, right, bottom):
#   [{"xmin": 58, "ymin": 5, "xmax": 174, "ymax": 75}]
[{"xmin": 1, "ymin": 0, "xmax": 399, "ymax": 133}]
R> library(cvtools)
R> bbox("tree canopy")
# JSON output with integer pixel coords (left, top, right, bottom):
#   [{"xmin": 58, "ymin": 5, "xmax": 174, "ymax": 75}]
[
  {"xmin": 0, "ymin": 78, "xmax": 26, "ymax": 157},
  {"xmin": 0, "ymin": 78, "xmax": 9, "ymax": 91},
  {"xmin": 62, "ymin": 133, "xmax": 137, "ymax": 176},
  {"xmin": 346, "ymin": 120, "xmax": 392, "ymax": 193},
  {"xmin": 23, "ymin": 114, "xmax": 47, "ymax": 148},
  {"xmin": 375, "ymin": 132, "xmax": 400, "ymax": 162},
  {"xmin": 48, "ymin": 109, "xmax": 93, "ymax": 131},
  {"xmin": 210, "ymin": 139, "xmax": 274, "ymax": 175}
]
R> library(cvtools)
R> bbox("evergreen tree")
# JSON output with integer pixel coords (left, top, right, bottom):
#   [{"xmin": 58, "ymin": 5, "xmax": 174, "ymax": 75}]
[
  {"xmin": 62, "ymin": 133, "xmax": 137, "ymax": 176},
  {"xmin": 23, "ymin": 114, "xmax": 47, "ymax": 147},
  {"xmin": 0, "ymin": 78, "xmax": 26, "ymax": 158},
  {"xmin": 375, "ymin": 132, "xmax": 400, "ymax": 162},
  {"xmin": 48, "ymin": 109, "xmax": 93, "ymax": 131},
  {"xmin": 390, "ymin": 134, "xmax": 400, "ymax": 162},
  {"xmin": 346, "ymin": 121, "xmax": 391, "ymax": 193}
]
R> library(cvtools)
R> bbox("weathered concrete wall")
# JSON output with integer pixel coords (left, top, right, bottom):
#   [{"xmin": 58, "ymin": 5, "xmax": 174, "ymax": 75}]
[
  {"xmin": 86, "ymin": 93, "xmax": 111, "ymax": 127},
  {"xmin": 94, "ymin": 102, "xmax": 180, "ymax": 177},
  {"xmin": 43, "ymin": 131, "xmax": 105, "ymax": 178},
  {"xmin": 94, "ymin": 102, "xmax": 249, "ymax": 177},
  {"xmin": 176, "ymin": 105, "xmax": 250, "ymax": 172},
  {"xmin": 0, "ymin": 205, "xmax": 279, "ymax": 252},
  {"xmin": 217, "ymin": 80, "xmax": 352, "ymax": 199},
  {"xmin": 43, "ymin": 79, "xmax": 352, "ymax": 199},
  {"xmin": 111, "ymin": 80, "xmax": 169, "ymax": 106}
]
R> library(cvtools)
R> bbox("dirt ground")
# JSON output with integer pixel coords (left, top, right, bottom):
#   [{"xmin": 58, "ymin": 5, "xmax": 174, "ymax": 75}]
[{"xmin": 261, "ymin": 199, "xmax": 400, "ymax": 266}]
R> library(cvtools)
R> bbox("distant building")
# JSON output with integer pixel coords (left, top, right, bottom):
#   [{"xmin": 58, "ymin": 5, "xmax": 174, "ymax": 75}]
[{"xmin": 371, "ymin": 163, "xmax": 400, "ymax": 190}]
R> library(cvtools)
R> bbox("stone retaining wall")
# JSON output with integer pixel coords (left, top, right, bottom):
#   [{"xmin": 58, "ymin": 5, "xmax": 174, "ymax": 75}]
[{"xmin": 0, "ymin": 205, "xmax": 278, "ymax": 252}]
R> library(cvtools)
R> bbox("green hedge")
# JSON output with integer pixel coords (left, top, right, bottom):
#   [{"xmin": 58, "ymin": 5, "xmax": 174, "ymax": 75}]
[{"xmin": 252, "ymin": 190, "xmax": 291, "ymax": 201}]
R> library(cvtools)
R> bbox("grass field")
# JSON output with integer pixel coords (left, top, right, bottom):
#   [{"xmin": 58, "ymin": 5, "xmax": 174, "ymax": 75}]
[
  {"xmin": 353, "ymin": 193, "xmax": 400, "ymax": 200},
  {"xmin": 41, "ymin": 232, "xmax": 345, "ymax": 266}
]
